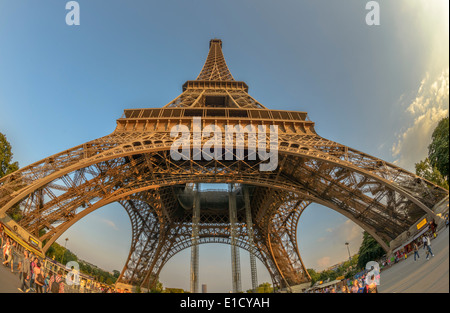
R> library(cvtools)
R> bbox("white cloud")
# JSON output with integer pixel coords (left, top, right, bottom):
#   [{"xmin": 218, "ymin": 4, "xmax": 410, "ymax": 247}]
[
  {"xmin": 101, "ymin": 218, "xmax": 119, "ymax": 231},
  {"xmin": 317, "ymin": 256, "xmax": 331, "ymax": 268},
  {"xmin": 316, "ymin": 237, "xmax": 326, "ymax": 243},
  {"xmin": 324, "ymin": 220, "xmax": 362, "ymax": 243},
  {"xmin": 392, "ymin": 68, "xmax": 449, "ymax": 171},
  {"xmin": 342, "ymin": 220, "xmax": 362, "ymax": 242},
  {"xmin": 308, "ymin": 220, "xmax": 363, "ymax": 271}
]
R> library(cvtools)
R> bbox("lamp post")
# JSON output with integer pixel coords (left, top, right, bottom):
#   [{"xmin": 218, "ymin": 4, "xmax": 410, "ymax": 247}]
[
  {"xmin": 61, "ymin": 238, "xmax": 69, "ymax": 264},
  {"xmin": 345, "ymin": 242, "xmax": 351, "ymax": 261}
]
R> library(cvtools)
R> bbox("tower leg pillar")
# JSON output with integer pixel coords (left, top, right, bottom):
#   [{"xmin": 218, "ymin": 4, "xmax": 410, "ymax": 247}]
[
  {"xmin": 190, "ymin": 183, "xmax": 200, "ymax": 293},
  {"xmin": 229, "ymin": 184, "xmax": 242, "ymax": 293},
  {"xmin": 243, "ymin": 185, "xmax": 258, "ymax": 292}
]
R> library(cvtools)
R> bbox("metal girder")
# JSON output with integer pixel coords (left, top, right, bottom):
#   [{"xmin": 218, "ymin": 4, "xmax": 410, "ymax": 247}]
[
  {"xmin": 190, "ymin": 183, "xmax": 200, "ymax": 293},
  {"xmin": 243, "ymin": 185, "xmax": 258, "ymax": 292},
  {"xmin": 229, "ymin": 183, "xmax": 242, "ymax": 293}
]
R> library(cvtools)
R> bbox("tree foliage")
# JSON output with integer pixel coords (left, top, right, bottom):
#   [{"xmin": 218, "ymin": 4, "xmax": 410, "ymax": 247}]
[
  {"xmin": 149, "ymin": 281, "xmax": 164, "ymax": 293},
  {"xmin": 163, "ymin": 287, "xmax": 184, "ymax": 293},
  {"xmin": 256, "ymin": 282, "xmax": 273, "ymax": 293},
  {"xmin": 246, "ymin": 282, "xmax": 273, "ymax": 293},
  {"xmin": 46, "ymin": 242, "xmax": 77, "ymax": 265},
  {"xmin": 428, "ymin": 116, "xmax": 449, "ymax": 182},
  {"xmin": 0, "ymin": 132, "xmax": 23, "ymax": 221},
  {"xmin": 46, "ymin": 241, "xmax": 118, "ymax": 285},
  {"xmin": 357, "ymin": 231, "xmax": 385, "ymax": 269},
  {"xmin": 307, "ymin": 268, "xmax": 320, "ymax": 284},
  {"xmin": 415, "ymin": 158, "xmax": 449, "ymax": 189},
  {"xmin": 307, "ymin": 255, "xmax": 359, "ymax": 286},
  {"xmin": 0, "ymin": 132, "xmax": 19, "ymax": 178}
]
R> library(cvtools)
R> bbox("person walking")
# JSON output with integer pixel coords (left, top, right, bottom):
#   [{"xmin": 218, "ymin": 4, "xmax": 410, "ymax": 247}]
[
  {"xmin": 18, "ymin": 250, "xmax": 31, "ymax": 293},
  {"xmin": 363, "ymin": 276, "xmax": 378, "ymax": 293},
  {"xmin": 425, "ymin": 234, "xmax": 435, "ymax": 260},
  {"xmin": 350, "ymin": 279, "xmax": 361, "ymax": 293},
  {"xmin": 422, "ymin": 235, "xmax": 428, "ymax": 250},
  {"xmin": 2, "ymin": 238, "xmax": 10, "ymax": 264},
  {"xmin": 2, "ymin": 239, "xmax": 12, "ymax": 268},
  {"xmin": 339, "ymin": 285, "xmax": 350, "ymax": 293},
  {"xmin": 413, "ymin": 241, "xmax": 420, "ymax": 261},
  {"xmin": 17, "ymin": 261, "xmax": 22, "ymax": 280},
  {"xmin": 34, "ymin": 262, "xmax": 45, "ymax": 293},
  {"xmin": 9, "ymin": 241, "xmax": 16, "ymax": 272},
  {"xmin": 0, "ymin": 229, "xmax": 3, "ymax": 261},
  {"xmin": 429, "ymin": 221, "xmax": 437, "ymax": 238},
  {"xmin": 49, "ymin": 270, "xmax": 65, "ymax": 293},
  {"xmin": 29, "ymin": 255, "xmax": 37, "ymax": 292},
  {"xmin": 44, "ymin": 272, "xmax": 51, "ymax": 293}
]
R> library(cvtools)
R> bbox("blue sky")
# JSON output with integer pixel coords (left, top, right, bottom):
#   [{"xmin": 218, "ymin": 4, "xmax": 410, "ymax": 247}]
[{"xmin": 0, "ymin": 0, "xmax": 448, "ymax": 292}]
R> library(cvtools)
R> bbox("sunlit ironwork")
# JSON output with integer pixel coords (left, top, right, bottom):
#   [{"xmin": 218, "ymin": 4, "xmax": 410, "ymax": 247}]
[{"xmin": 0, "ymin": 39, "xmax": 447, "ymax": 291}]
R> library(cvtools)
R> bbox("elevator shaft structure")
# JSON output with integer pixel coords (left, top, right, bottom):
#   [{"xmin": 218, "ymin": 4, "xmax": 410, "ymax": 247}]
[
  {"xmin": 229, "ymin": 184, "xmax": 242, "ymax": 293},
  {"xmin": 190, "ymin": 183, "xmax": 200, "ymax": 293},
  {"xmin": 243, "ymin": 185, "xmax": 258, "ymax": 292}
]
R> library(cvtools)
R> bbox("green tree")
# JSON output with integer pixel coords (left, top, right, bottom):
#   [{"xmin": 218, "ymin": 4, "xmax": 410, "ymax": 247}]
[
  {"xmin": 318, "ymin": 270, "xmax": 337, "ymax": 282},
  {"xmin": 428, "ymin": 116, "xmax": 449, "ymax": 182},
  {"xmin": 149, "ymin": 281, "xmax": 164, "ymax": 293},
  {"xmin": 112, "ymin": 270, "xmax": 120, "ymax": 278},
  {"xmin": 46, "ymin": 242, "xmax": 76, "ymax": 264},
  {"xmin": 0, "ymin": 132, "xmax": 19, "ymax": 178},
  {"xmin": 357, "ymin": 231, "xmax": 385, "ymax": 270},
  {"xmin": 415, "ymin": 158, "xmax": 449, "ymax": 189},
  {"xmin": 0, "ymin": 132, "xmax": 23, "ymax": 221},
  {"xmin": 256, "ymin": 282, "xmax": 273, "ymax": 293},
  {"xmin": 307, "ymin": 268, "xmax": 320, "ymax": 286},
  {"xmin": 105, "ymin": 277, "xmax": 114, "ymax": 285}
]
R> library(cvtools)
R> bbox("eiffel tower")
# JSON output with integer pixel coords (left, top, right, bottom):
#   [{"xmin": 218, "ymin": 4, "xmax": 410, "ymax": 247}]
[{"xmin": 0, "ymin": 39, "xmax": 448, "ymax": 292}]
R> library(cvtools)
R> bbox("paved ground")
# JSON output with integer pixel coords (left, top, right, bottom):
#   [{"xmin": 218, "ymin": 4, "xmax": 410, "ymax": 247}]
[
  {"xmin": 378, "ymin": 226, "xmax": 449, "ymax": 293},
  {"xmin": 0, "ymin": 259, "xmax": 21, "ymax": 293}
]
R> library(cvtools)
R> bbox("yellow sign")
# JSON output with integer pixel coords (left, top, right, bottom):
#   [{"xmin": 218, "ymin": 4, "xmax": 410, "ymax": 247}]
[
  {"xmin": 2, "ymin": 226, "xmax": 44, "ymax": 258},
  {"xmin": 29, "ymin": 236, "xmax": 39, "ymax": 248},
  {"xmin": 417, "ymin": 218, "xmax": 427, "ymax": 230}
]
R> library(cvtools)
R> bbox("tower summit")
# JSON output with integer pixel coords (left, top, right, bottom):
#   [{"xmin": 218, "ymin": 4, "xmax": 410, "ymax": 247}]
[{"xmin": 196, "ymin": 39, "xmax": 235, "ymax": 81}]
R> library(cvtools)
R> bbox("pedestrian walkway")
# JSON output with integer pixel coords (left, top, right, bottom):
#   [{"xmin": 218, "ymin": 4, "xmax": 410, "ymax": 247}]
[
  {"xmin": 0, "ymin": 261, "xmax": 20, "ymax": 293},
  {"xmin": 378, "ymin": 226, "xmax": 449, "ymax": 293}
]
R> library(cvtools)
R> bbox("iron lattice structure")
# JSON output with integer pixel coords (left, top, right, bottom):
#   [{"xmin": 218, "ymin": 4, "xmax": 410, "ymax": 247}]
[{"xmin": 0, "ymin": 39, "xmax": 448, "ymax": 290}]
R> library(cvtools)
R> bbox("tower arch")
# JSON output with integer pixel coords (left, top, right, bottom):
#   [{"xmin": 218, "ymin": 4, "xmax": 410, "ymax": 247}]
[{"xmin": 0, "ymin": 39, "xmax": 447, "ymax": 291}]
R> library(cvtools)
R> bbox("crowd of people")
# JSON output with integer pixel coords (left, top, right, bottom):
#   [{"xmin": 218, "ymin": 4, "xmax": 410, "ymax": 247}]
[
  {"xmin": 2, "ymin": 214, "xmax": 447, "ymax": 294},
  {"xmin": 307, "ymin": 273, "xmax": 379, "ymax": 293},
  {"xmin": 412, "ymin": 231, "xmax": 436, "ymax": 261},
  {"xmin": 0, "ymin": 224, "xmax": 120, "ymax": 293},
  {"xmin": 1, "ymin": 225, "xmax": 61, "ymax": 293},
  {"xmin": 307, "ymin": 219, "xmax": 446, "ymax": 294}
]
